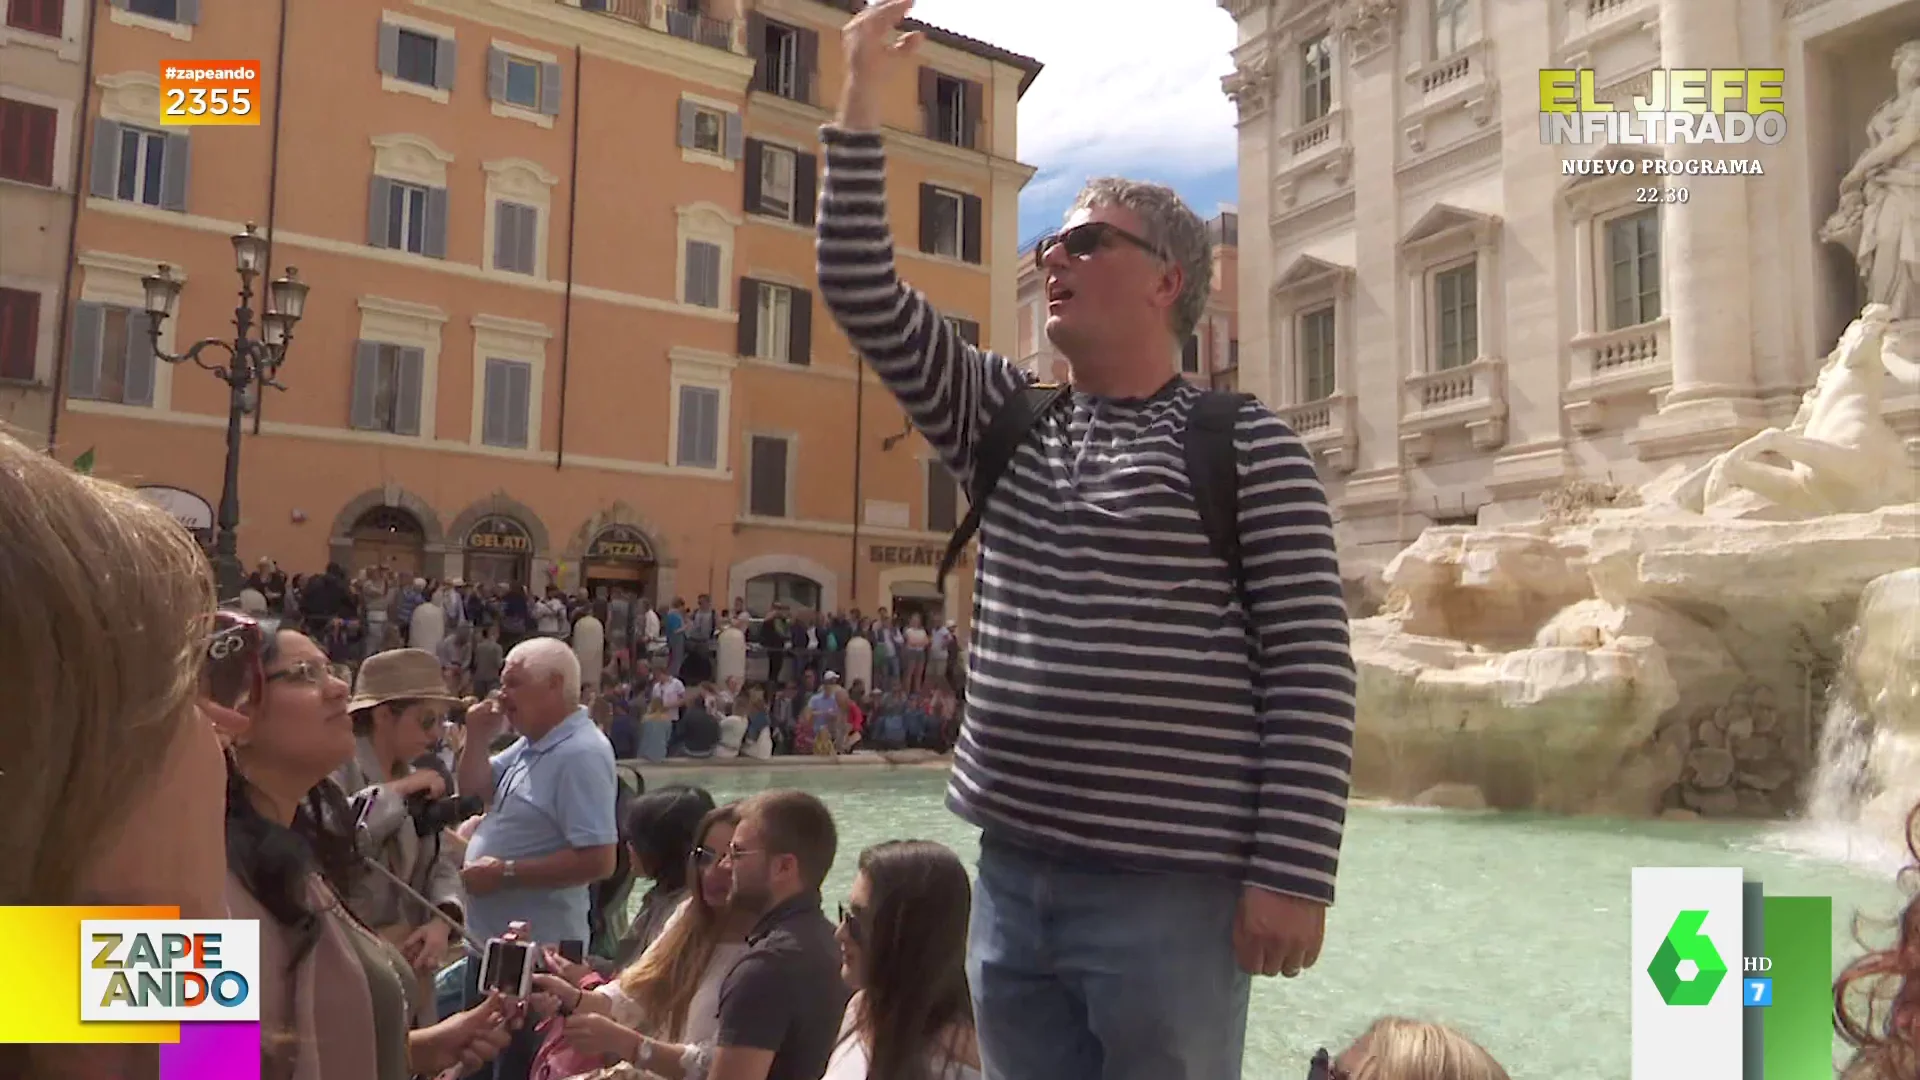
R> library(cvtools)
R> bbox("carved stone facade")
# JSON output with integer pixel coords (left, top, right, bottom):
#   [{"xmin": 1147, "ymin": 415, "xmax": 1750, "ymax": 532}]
[{"xmin": 1225, "ymin": 0, "xmax": 1920, "ymax": 579}]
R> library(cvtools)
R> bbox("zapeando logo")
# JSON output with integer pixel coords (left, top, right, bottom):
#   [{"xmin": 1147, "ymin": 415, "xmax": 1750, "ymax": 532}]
[{"xmin": 1647, "ymin": 910, "xmax": 1729, "ymax": 1006}]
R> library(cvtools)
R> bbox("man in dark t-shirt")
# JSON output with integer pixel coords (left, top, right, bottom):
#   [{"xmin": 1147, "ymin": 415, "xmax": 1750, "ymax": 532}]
[{"xmin": 608, "ymin": 790, "xmax": 847, "ymax": 1080}]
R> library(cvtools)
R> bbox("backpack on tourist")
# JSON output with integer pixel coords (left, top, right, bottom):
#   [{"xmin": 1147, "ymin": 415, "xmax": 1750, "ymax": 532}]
[{"xmin": 935, "ymin": 384, "xmax": 1254, "ymax": 611}]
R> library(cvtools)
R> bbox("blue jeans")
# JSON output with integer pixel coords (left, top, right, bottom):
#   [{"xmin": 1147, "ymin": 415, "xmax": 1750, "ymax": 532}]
[{"xmin": 968, "ymin": 838, "xmax": 1251, "ymax": 1080}]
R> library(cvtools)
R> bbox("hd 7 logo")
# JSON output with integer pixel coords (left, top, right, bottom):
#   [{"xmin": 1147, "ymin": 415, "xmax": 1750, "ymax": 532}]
[{"xmin": 1647, "ymin": 910, "xmax": 1729, "ymax": 1006}]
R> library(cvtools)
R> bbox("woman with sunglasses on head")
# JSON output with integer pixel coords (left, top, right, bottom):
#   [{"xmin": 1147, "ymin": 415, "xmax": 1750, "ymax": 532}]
[
  {"xmin": 530, "ymin": 804, "xmax": 756, "ymax": 1077},
  {"xmin": 0, "ymin": 431, "xmax": 229, "ymax": 1080},
  {"xmin": 222, "ymin": 623, "xmax": 518, "ymax": 1080},
  {"xmin": 824, "ymin": 840, "xmax": 980, "ymax": 1080}
]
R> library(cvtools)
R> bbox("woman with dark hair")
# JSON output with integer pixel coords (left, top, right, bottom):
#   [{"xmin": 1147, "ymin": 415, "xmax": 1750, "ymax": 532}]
[
  {"xmin": 825, "ymin": 840, "xmax": 981, "ymax": 1080},
  {"xmin": 608, "ymin": 785, "xmax": 719, "ymax": 966},
  {"xmin": 1835, "ymin": 800, "xmax": 1920, "ymax": 1078},
  {"xmin": 224, "ymin": 624, "xmax": 515, "ymax": 1080}
]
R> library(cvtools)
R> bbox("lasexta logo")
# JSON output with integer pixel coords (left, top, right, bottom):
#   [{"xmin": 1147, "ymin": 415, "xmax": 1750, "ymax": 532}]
[{"xmin": 1647, "ymin": 909, "xmax": 1728, "ymax": 1005}]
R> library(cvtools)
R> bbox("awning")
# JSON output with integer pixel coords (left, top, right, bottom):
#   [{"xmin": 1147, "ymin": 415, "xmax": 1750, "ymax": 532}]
[{"xmin": 890, "ymin": 580, "xmax": 942, "ymax": 601}]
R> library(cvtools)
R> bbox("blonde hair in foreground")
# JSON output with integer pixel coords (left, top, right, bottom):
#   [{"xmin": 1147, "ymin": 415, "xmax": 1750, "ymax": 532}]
[
  {"xmin": 1347, "ymin": 1017, "xmax": 1511, "ymax": 1080},
  {"xmin": 0, "ymin": 430, "xmax": 216, "ymax": 904}
]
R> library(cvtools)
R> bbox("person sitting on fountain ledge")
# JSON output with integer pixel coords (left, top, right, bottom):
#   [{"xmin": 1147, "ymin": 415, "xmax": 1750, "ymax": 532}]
[{"xmin": 1834, "ymin": 799, "xmax": 1920, "ymax": 1079}]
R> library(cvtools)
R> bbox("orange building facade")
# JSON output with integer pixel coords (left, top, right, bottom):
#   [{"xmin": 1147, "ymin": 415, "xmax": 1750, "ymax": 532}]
[
  {"xmin": 46, "ymin": 0, "xmax": 1039, "ymax": 625},
  {"xmin": 1014, "ymin": 207, "xmax": 1240, "ymax": 391}
]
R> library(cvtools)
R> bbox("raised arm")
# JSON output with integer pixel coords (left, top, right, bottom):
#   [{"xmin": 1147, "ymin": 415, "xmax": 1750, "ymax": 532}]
[{"xmin": 815, "ymin": 0, "xmax": 1026, "ymax": 486}]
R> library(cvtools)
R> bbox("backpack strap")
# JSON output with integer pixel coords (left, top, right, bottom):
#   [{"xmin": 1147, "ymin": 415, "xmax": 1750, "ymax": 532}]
[
  {"xmin": 1183, "ymin": 391, "xmax": 1253, "ymax": 607},
  {"xmin": 936, "ymin": 383, "xmax": 1070, "ymax": 597}
]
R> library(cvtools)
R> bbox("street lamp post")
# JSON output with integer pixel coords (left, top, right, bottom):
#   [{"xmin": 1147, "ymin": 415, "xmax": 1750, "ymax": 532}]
[{"xmin": 140, "ymin": 222, "xmax": 310, "ymax": 602}]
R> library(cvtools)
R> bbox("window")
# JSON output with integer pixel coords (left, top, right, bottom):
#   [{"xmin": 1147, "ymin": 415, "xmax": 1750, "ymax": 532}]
[
  {"xmin": 756, "ymin": 20, "xmax": 801, "ymax": 99},
  {"xmin": 5, "ymin": 0, "xmax": 62, "ymax": 38},
  {"xmin": 748, "ymin": 435, "xmax": 790, "ymax": 517},
  {"xmin": 493, "ymin": 200, "xmax": 539, "ymax": 274},
  {"xmin": 946, "ymin": 317, "xmax": 980, "ymax": 347},
  {"xmin": 127, "ymin": 0, "xmax": 180, "ymax": 19},
  {"xmin": 760, "ymin": 145, "xmax": 794, "ymax": 219},
  {"xmin": 738, "ymin": 278, "xmax": 811, "ymax": 366},
  {"xmin": 1299, "ymin": 304, "xmax": 1336, "ymax": 401},
  {"xmin": 395, "ymin": 29, "xmax": 441, "ymax": 87},
  {"xmin": 487, "ymin": 48, "xmax": 560, "ymax": 116},
  {"xmin": 755, "ymin": 284, "xmax": 792, "ymax": 363},
  {"xmin": 1432, "ymin": 262, "xmax": 1478, "ymax": 369},
  {"xmin": 1301, "ymin": 33, "xmax": 1333, "ymax": 123},
  {"xmin": 1229, "ymin": 338, "xmax": 1240, "ymax": 368},
  {"xmin": 481, "ymin": 357, "xmax": 532, "ymax": 448},
  {"xmin": 0, "ymin": 287, "xmax": 39, "ymax": 381},
  {"xmin": 691, "ymin": 107, "xmax": 722, "ymax": 154},
  {"xmin": 1181, "ymin": 334, "xmax": 1201, "ymax": 375},
  {"xmin": 368, "ymin": 177, "xmax": 448, "ymax": 258},
  {"xmin": 0, "ymin": 97, "xmax": 56, "ymax": 187},
  {"xmin": 925, "ymin": 459, "xmax": 959, "ymax": 533},
  {"xmin": 684, "ymin": 240, "xmax": 721, "ymax": 308},
  {"xmin": 1432, "ymin": 0, "xmax": 1473, "ymax": 57},
  {"xmin": 68, "ymin": 302, "xmax": 155, "ymax": 406},
  {"xmin": 675, "ymin": 384, "xmax": 720, "ymax": 468},
  {"xmin": 745, "ymin": 572, "xmax": 820, "ymax": 615},
  {"xmin": 923, "ymin": 188, "xmax": 962, "ymax": 259},
  {"xmin": 926, "ymin": 73, "xmax": 976, "ymax": 148},
  {"xmin": 1606, "ymin": 208, "xmax": 1661, "ymax": 330},
  {"xmin": 349, "ymin": 341, "xmax": 424, "ymax": 435}
]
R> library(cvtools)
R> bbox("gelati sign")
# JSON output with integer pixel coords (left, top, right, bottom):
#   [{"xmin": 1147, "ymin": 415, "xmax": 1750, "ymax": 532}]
[
  {"xmin": 869, "ymin": 544, "xmax": 970, "ymax": 568},
  {"xmin": 465, "ymin": 515, "xmax": 531, "ymax": 552},
  {"xmin": 587, "ymin": 524, "xmax": 654, "ymax": 561}
]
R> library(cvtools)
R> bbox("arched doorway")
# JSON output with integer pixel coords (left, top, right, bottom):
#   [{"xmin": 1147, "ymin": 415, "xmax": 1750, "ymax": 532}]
[
  {"xmin": 744, "ymin": 572, "xmax": 822, "ymax": 616},
  {"xmin": 350, "ymin": 506, "xmax": 426, "ymax": 577},
  {"xmin": 887, "ymin": 579, "xmax": 944, "ymax": 630},
  {"xmin": 582, "ymin": 523, "xmax": 659, "ymax": 602},
  {"xmin": 463, "ymin": 514, "xmax": 534, "ymax": 587}
]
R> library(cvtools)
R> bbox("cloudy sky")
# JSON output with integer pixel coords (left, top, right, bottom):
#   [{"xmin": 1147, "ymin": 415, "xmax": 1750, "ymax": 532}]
[{"xmin": 901, "ymin": 0, "xmax": 1242, "ymax": 244}]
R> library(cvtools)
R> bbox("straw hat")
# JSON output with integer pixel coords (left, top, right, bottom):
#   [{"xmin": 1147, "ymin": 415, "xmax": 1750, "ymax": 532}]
[{"xmin": 348, "ymin": 648, "xmax": 465, "ymax": 713}]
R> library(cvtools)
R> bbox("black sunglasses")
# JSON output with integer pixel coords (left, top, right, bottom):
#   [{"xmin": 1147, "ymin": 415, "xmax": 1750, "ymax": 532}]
[
  {"xmin": 837, "ymin": 903, "xmax": 865, "ymax": 944},
  {"xmin": 1033, "ymin": 220, "xmax": 1164, "ymax": 272},
  {"xmin": 692, "ymin": 845, "xmax": 723, "ymax": 869},
  {"xmin": 1308, "ymin": 1048, "xmax": 1349, "ymax": 1080}
]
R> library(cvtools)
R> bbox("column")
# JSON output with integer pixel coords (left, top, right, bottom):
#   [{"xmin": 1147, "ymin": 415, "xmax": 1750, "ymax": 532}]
[
  {"xmin": 1347, "ymin": 31, "xmax": 1403, "ymax": 475},
  {"xmin": 1231, "ymin": 68, "xmax": 1277, "ymax": 404},
  {"xmin": 1633, "ymin": 0, "xmax": 1763, "ymax": 458}
]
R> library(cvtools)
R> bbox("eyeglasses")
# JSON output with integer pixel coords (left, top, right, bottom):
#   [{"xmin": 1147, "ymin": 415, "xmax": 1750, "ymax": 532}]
[
  {"xmin": 837, "ymin": 903, "xmax": 865, "ymax": 945},
  {"xmin": 692, "ymin": 845, "xmax": 723, "ymax": 869},
  {"xmin": 265, "ymin": 660, "xmax": 330, "ymax": 686},
  {"xmin": 719, "ymin": 845, "xmax": 763, "ymax": 865},
  {"xmin": 1307, "ymin": 1049, "xmax": 1350, "ymax": 1080},
  {"xmin": 1032, "ymin": 220, "xmax": 1165, "ymax": 273},
  {"xmin": 204, "ymin": 610, "xmax": 271, "ymax": 709}
]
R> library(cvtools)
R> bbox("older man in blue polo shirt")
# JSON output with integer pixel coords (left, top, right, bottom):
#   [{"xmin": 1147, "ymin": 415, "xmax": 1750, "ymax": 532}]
[{"xmin": 457, "ymin": 637, "xmax": 617, "ymax": 1079}]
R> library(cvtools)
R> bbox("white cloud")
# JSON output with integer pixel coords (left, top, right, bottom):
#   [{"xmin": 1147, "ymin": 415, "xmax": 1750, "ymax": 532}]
[{"xmin": 904, "ymin": 0, "xmax": 1239, "ymax": 200}]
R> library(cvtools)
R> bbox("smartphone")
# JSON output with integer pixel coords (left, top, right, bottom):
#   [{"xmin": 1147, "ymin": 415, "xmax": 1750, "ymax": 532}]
[
  {"xmin": 557, "ymin": 939, "xmax": 586, "ymax": 965},
  {"xmin": 479, "ymin": 937, "xmax": 534, "ymax": 998}
]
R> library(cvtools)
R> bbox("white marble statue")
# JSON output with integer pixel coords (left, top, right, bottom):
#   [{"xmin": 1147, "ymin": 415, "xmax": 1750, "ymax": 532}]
[
  {"xmin": 1669, "ymin": 304, "xmax": 1914, "ymax": 515},
  {"xmin": 1822, "ymin": 41, "xmax": 1920, "ymax": 321}
]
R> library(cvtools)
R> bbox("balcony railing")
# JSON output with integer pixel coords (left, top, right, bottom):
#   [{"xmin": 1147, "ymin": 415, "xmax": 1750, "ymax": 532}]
[
  {"xmin": 755, "ymin": 64, "xmax": 819, "ymax": 106},
  {"xmin": 1561, "ymin": 0, "xmax": 1653, "ymax": 48},
  {"xmin": 664, "ymin": 6, "xmax": 731, "ymax": 49},
  {"xmin": 576, "ymin": 0, "xmax": 738, "ymax": 53},
  {"xmin": 1286, "ymin": 109, "xmax": 1342, "ymax": 159},
  {"xmin": 1406, "ymin": 38, "xmax": 1490, "ymax": 106},
  {"xmin": 1401, "ymin": 357, "xmax": 1508, "ymax": 457},
  {"xmin": 1563, "ymin": 318, "xmax": 1671, "ymax": 432},
  {"xmin": 1279, "ymin": 394, "xmax": 1358, "ymax": 474}
]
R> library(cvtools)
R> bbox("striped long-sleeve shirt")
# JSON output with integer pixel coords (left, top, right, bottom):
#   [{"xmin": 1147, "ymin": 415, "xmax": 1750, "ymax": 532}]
[{"xmin": 814, "ymin": 127, "xmax": 1358, "ymax": 903}]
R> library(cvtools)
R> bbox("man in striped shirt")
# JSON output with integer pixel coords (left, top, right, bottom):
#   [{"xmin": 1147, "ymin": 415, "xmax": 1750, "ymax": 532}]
[{"xmin": 818, "ymin": 4, "xmax": 1359, "ymax": 1078}]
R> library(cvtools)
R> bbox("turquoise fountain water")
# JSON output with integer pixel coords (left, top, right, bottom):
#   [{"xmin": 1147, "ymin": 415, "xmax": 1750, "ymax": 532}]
[{"xmin": 634, "ymin": 766, "xmax": 1905, "ymax": 1079}]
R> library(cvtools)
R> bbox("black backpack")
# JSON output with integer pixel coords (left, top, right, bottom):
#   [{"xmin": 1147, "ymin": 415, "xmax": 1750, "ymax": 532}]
[{"xmin": 935, "ymin": 384, "xmax": 1253, "ymax": 609}]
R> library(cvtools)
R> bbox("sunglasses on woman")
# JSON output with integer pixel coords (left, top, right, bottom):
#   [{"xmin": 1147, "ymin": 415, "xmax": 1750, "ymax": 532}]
[
  {"xmin": 1031, "ymin": 220, "xmax": 1165, "ymax": 273},
  {"xmin": 837, "ymin": 903, "xmax": 865, "ymax": 945},
  {"xmin": 692, "ymin": 845, "xmax": 723, "ymax": 869}
]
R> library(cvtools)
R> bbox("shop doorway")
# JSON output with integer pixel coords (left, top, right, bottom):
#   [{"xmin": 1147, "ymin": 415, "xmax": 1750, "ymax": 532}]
[
  {"xmin": 888, "ymin": 580, "xmax": 944, "ymax": 628},
  {"xmin": 462, "ymin": 515, "xmax": 533, "ymax": 587},
  {"xmin": 745, "ymin": 572, "xmax": 822, "ymax": 616},
  {"xmin": 349, "ymin": 506, "xmax": 426, "ymax": 577},
  {"xmin": 581, "ymin": 524, "xmax": 659, "ymax": 602}
]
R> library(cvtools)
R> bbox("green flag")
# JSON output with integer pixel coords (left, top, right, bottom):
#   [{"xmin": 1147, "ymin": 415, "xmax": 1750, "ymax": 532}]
[{"xmin": 72, "ymin": 448, "xmax": 96, "ymax": 475}]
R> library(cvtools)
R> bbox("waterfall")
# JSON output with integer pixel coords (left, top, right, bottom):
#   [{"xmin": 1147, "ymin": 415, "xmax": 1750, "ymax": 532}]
[{"xmin": 1803, "ymin": 631, "xmax": 1876, "ymax": 824}]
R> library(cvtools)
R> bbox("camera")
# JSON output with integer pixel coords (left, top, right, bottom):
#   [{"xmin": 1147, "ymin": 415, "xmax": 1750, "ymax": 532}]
[{"xmin": 405, "ymin": 755, "xmax": 483, "ymax": 838}]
